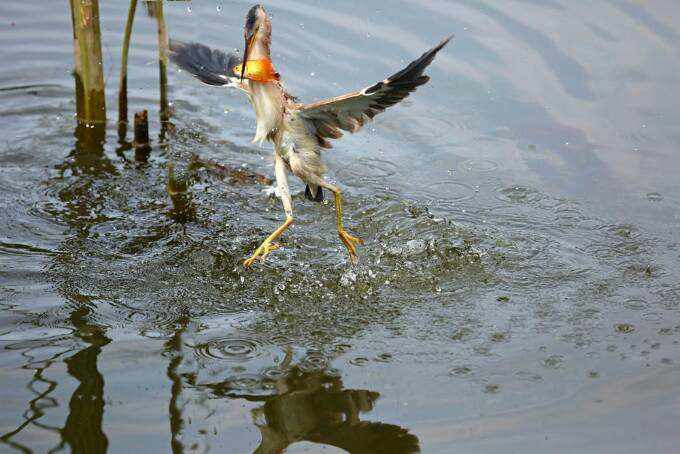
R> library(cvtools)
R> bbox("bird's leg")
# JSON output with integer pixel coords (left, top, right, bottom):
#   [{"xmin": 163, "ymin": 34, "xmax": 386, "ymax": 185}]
[
  {"xmin": 322, "ymin": 182, "xmax": 364, "ymax": 263},
  {"xmin": 243, "ymin": 216, "xmax": 293, "ymax": 267},
  {"xmin": 244, "ymin": 151, "xmax": 293, "ymax": 268}
]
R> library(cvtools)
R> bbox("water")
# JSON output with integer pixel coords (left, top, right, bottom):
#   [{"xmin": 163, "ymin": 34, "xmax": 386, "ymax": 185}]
[{"xmin": 1, "ymin": 1, "xmax": 679, "ymax": 452}]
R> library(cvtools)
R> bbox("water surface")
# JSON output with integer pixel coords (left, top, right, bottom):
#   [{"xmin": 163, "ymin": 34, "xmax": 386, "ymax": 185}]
[{"xmin": 1, "ymin": 1, "xmax": 679, "ymax": 452}]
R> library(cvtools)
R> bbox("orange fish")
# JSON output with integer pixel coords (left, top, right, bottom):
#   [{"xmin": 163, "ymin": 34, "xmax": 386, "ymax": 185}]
[{"xmin": 232, "ymin": 59, "xmax": 280, "ymax": 83}]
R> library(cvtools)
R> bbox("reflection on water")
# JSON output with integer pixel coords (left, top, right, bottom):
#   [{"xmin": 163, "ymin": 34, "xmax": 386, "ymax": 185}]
[
  {"xmin": 59, "ymin": 308, "xmax": 110, "ymax": 454},
  {"xmin": 210, "ymin": 366, "xmax": 419, "ymax": 454},
  {"xmin": 165, "ymin": 316, "xmax": 188, "ymax": 454},
  {"xmin": 252, "ymin": 370, "xmax": 418, "ymax": 454},
  {"xmin": 2, "ymin": 1, "xmax": 680, "ymax": 452},
  {"xmin": 0, "ymin": 343, "xmax": 64, "ymax": 452}
]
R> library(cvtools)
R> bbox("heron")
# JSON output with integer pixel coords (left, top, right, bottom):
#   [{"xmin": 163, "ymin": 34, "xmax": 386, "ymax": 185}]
[{"xmin": 169, "ymin": 4, "xmax": 451, "ymax": 267}]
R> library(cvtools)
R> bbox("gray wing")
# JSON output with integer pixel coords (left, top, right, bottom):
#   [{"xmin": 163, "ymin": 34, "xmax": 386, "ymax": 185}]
[
  {"xmin": 297, "ymin": 36, "xmax": 451, "ymax": 148},
  {"xmin": 168, "ymin": 39, "xmax": 241, "ymax": 86}
]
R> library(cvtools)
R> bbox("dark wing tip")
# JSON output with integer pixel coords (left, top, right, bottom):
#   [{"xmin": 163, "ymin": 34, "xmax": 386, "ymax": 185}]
[
  {"xmin": 438, "ymin": 34, "xmax": 454, "ymax": 50},
  {"xmin": 382, "ymin": 35, "xmax": 452, "ymax": 88},
  {"xmin": 168, "ymin": 39, "xmax": 241, "ymax": 86}
]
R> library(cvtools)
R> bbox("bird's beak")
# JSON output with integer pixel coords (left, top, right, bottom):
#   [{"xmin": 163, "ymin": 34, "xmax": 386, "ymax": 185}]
[{"xmin": 241, "ymin": 34, "xmax": 254, "ymax": 82}]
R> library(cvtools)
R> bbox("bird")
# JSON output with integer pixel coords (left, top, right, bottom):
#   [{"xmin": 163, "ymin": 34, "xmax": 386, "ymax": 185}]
[{"xmin": 169, "ymin": 4, "xmax": 451, "ymax": 267}]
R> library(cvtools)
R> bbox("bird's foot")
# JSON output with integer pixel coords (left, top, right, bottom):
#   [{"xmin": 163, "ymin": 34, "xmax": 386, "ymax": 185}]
[
  {"xmin": 338, "ymin": 229, "xmax": 364, "ymax": 264},
  {"xmin": 243, "ymin": 242, "xmax": 281, "ymax": 268}
]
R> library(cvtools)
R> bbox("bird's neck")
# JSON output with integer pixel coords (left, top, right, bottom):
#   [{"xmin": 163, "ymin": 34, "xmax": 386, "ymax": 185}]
[
  {"xmin": 249, "ymin": 80, "xmax": 283, "ymax": 144},
  {"xmin": 249, "ymin": 33, "xmax": 271, "ymax": 60}
]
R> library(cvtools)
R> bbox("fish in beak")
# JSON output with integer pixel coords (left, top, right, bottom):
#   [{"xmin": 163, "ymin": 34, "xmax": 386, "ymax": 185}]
[{"xmin": 241, "ymin": 4, "xmax": 265, "ymax": 81}]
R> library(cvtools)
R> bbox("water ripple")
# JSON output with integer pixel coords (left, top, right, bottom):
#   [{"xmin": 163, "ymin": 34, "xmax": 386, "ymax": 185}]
[{"xmin": 194, "ymin": 337, "xmax": 262, "ymax": 362}]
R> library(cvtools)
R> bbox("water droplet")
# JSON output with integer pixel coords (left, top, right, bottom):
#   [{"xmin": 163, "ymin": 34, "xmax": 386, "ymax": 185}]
[
  {"xmin": 216, "ymin": 5, "xmax": 222, "ymax": 12},
  {"xmin": 187, "ymin": 6, "xmax": 192, "ymax": 13},
  {"xmin": 484, "ymin": 383, "xmax": 501, "ymax": 394},
  {"xmin": 541, "ymin": 355, "xmax": 564, "ymax": 369},
  {"xmin": 262, "ymin": 367, "xmax": 286, "ymax": 380},
  {"xmin": 646, "ymin": 192, "xmax": 662, "ymax": 202},
  {"xmin": 374, "ymin": 353, "xmax": 392, "ymax": 362},
  {"xmin": 449, "ymin": 366, "xmax": 473, "ymax": 377},
  {"xmin": 349, "ymin": 357, "xmax": 370, "ymax": 366},
  {"xmin": 615, "ymin": 323, "xmax": 635, "ymax": 334},
  {"xmin": 491, "ymin": 332, "xmax": 508, "ymax": 343},
  {"xmin": 334, "ymin": 343, "xmax": 352, "ymax": 353},
  {"xmin": 300, "ymin": 353, "xmax": 327, "ymax": 372}
]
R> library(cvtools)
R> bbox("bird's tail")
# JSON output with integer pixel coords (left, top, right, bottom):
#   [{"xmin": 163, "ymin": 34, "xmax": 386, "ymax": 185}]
[
  {"xmin": 168, "ymin": 39, "xmax": 240, "ymax": 86},
  {"xmin": 305, "ymin": 184, "xmax": 324, "ymax": 203}
]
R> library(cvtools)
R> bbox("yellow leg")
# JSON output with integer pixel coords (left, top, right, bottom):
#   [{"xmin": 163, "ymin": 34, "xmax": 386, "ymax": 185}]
[
  {"xmin": 333, "ymin": 191, "xmax": 364, "ymax": 264},
  {"xmin": 243, "ymin": 216, "xmax": 293, "ymax": 267}
]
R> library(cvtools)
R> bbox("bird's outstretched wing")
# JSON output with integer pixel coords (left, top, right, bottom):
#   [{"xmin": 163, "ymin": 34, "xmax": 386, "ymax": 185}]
[
  {"xmin": 168, "ymin": 39, "xmax": 241, "ymax": 86},
  {"xmin": 297, "ymin": 36, "xmax": 451, "ymax": 147}
]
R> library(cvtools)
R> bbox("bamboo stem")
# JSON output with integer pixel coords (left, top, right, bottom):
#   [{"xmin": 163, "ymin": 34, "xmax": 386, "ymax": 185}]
[
  {"xmin": 118, "ymin": 0, "xmax": 138, "ymax": 140},
  {"xmin": 69, "ymin": 0, "xmax": 106, "ymax": 125}
]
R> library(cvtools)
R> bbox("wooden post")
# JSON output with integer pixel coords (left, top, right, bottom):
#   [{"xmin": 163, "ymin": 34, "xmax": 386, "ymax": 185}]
[
  {"xmin": 69, "ymin": 0, "xmax": 106, "ymax": 125},
  {"xmin": 118, "ymin": 0, "xmax": 138, "ymax": 140},
  {"xmin": 133, "ymin": 110, "xmax": 151, "ymax": 161}
]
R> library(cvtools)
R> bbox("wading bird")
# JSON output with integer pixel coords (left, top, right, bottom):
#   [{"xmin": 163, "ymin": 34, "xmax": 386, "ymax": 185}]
[{"xmin": 169, "ymin": 4, "xmax": 450, "ymax": 267}]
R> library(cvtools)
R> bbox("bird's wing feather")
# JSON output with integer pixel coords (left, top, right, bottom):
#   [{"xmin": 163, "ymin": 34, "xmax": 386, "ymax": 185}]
[
  {"xmin": 297, "ymin": 36, "xmax": 452, "ymax": 144},
  {"xmin": 169, "ymin": 39, "xmax": 241, "ymax": 86}
]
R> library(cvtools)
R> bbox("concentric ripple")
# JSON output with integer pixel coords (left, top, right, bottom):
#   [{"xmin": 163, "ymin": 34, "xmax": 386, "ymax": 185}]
[
  {"xmin": 494, "ymin": 185, "xmax": 544, "ymax": 205},
  {"xmin": 417, "ymin": 180, "xmax": 477, "ymax": 212},
  {"xmin": 334, "ymin": 157, "xmax": 400, "ymax": 187},
  {"xmin": 458, "ymin": 158, "xmax": 499, "ymax": 173},
  {"xmin": 298, "ymin": 351, "xmax": 329, "ymax": 372},
  {"xmin": 194, "ymin": 337, "xmax": 262, "ymax": 362}
]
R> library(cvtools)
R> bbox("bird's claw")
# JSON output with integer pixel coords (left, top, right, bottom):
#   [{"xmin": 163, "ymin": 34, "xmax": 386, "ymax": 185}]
[
  {"xmin": 243, "ymin": 242, "xmax": 281, "ymax": 267},
  {"xmin": 339, "ymin": 229, "xmax": 364, "ymax": 264}
]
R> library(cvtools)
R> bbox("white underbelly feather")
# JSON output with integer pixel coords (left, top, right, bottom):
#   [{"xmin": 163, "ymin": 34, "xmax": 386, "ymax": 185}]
[{"xmin": 249, "ymin": 82, "xmax": 283, "ymax": 144}]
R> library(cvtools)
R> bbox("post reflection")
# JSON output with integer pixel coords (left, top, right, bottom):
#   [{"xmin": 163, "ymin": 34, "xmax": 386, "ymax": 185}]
[
  {"xmin": 58, "ymin": 307, "xmax": 111, "ymax": 454},
  {"xmin": 209, "ymin": 366, "xmax": 420, "ymax": 454},
  {"xmin": 167, "ymin": 161, "xmax": 197, "ymax": 225},
  {"xmin": 0, "ymin": 344, "xmax": 66, "ymax": 452},
  {"xmin": 165, "ymin": 317, "xmax": 189, "ymax": 454},
  {"xmin": 48, "ymin": 5, "xmax": 113, "ymax": 443}
]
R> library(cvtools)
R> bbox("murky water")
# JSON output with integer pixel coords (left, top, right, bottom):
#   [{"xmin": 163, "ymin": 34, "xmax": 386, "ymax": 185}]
[{"xmin": 1, "ymin": 1, "xmax": 679, "ymax": 452}]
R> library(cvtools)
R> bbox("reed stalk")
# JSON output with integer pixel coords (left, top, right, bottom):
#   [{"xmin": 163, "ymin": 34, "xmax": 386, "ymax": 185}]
[
  {"xmin": 155, "ymin": 0, "xmax": 170, "ymax": 130},
  {"xmin": 118, "ymin": 0, "xmax": 138, "ymax": 139},
  {"xmin": 69, "ymin": 0, "xmax": 106, "ymax": 125}
]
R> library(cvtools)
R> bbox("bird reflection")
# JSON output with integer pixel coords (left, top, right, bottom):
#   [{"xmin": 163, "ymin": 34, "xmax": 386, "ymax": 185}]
[{"xmin": 210, "ymin": 365, "xmax": 420, "ymax": 454}]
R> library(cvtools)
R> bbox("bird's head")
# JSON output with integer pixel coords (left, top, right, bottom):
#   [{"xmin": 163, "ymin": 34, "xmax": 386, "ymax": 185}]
[{"xmin": 241, "ymin": 4, "xmax": 271, "ymax": 81}]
